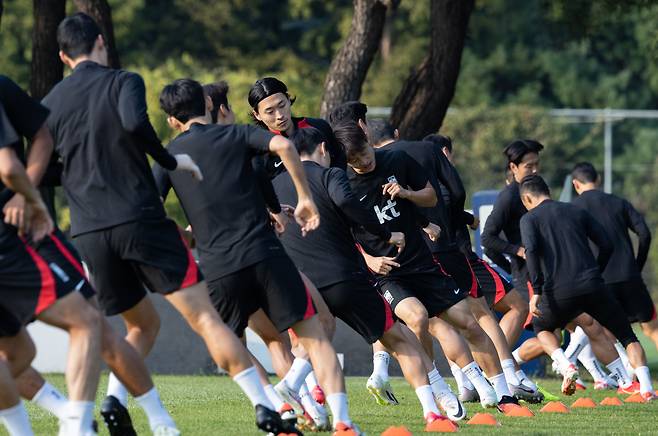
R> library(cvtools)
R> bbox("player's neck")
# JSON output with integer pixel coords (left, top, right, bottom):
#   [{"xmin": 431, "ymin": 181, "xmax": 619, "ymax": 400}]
[
  {"xmin": 578, "ymin": 183, "xmax": 597, "ymax": 194},
  {"xmin": 68, "ymin": 53, "xmax": 106, "ymax": 70},
  {"xmin": 182, "ymin": 115, "xmax": 210, "ymax": 132},
  {"xmin": 373, "ymin": 139, "xmax": 395, "ymax": 148}
]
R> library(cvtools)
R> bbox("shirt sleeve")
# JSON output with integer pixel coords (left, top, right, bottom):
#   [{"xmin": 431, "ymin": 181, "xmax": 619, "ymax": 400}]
[
  {"xmin": 326, "ymin": 168, "xmax": 391, "ymax": 241},
  {"xmin": 584, "ymin": 211, "xmax": 613, "ymax": 272},
  {"xmin": 0, "ymin": 76, "xmax": 50, "ymax": 141},
  {"xmin": 461, "ymin": 210, "xmax": 475, "ymax": 226},
  {"xmin": 254, "ymin": 161, "xmax": 281, "ymax": 213},
  {"xmin": 245, "ymin": 125, "xmax": 275, "ymax": 153},
  {"xmin": 401, "ymin": 152, "xmax": 429, "ymax": 191},
  {"xmin": 520, "ymin": 215, "xmax": 544, "ymax": 294},
  {"xmin": 152, "ymin": 163, "xmax": 173, "ymax": 201},
  {"xmin": 117, "ymin": 73, "xmax": 177, "ymax": 170},
  {"xmin": 482, "ymin": 190, "xmax": 521, "ymax": 256},
  {"xmin": 0, "ymin": 103, "xmax": 19, "ymax": 148},
  {"xmin": 623, "ymin": 200, "xmax": 651, "ymax": 271}
]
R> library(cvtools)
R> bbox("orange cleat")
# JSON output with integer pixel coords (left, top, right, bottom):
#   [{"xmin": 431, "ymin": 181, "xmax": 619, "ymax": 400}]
[
  {"xmin": 641, "ymin": 391, "xmax": 656, "ymax": 402},
  {"xmin": 571, "ymin": 397, "xmax": 597, "ymax": 408},
  {"xmin": 540, "ymin": 401, "xmax": 570, "ymax": 413},
  {"xmin": 618, "ymin": 381, "xmax": 641, "ymax": 395},
  {"xmin": 625, "ymin": 393, "xmax": 646, "ymax": 403},
  {"xmin": 575, "ymin": 381, "xmax": 587, "ymax": 391}
]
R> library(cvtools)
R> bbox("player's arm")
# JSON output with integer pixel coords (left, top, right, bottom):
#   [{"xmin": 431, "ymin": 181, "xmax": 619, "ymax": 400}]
[
  {"xmin": 254, "ymin": 160, "xmax": 282, "ymax": 214},
  {"xmin": 152, "ymin": 163, "xmax": 173, "ymax": 201},
  {"xmin": 433, "ymin": 146, "xmax": 468, "ymax": 226},
  {"xmin": 482, "ymin": 192, "xmax": 524, "ymax": 258},
  {"xmin": 624, "ymin": 200, "xmax": 651, "ymax": 271},
  {"xmin": 584, "ymin": 211, "xmax": 613, "ymax": 272},
  {"xmin": 520, "ymin": 215, "xmax": 542, "ymax": 315}
]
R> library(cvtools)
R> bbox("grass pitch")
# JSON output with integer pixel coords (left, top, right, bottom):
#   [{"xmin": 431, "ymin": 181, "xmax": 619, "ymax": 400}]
[{"xmin": 5, "ymin": 374, "xmax": 658, "ymax": 436}]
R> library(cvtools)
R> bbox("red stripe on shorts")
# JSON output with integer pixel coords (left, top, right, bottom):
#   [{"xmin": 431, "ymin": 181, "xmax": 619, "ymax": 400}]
[
  {"xmin": 303, "ymin": 285, "xmax": 316, "ymax": 320},
  {"xmin": 380, "ymin": 294, "xmax": 395, "ymax": 333},
  {"xmin": 177, "ymin": 231, "xmax": 200, "ymax": 289},
  {"xmin": 465, "ymin": 255, "xmax": 479, "ymax": 298},
  {"xmin": 651, "ymin": 305, "xmax": 657, "ymax": 321},
  {"xmin": 22, "ymin": 242, "xmax": 57, "ymax": 315},
  {"xmin": 481, "ymin": 260, "xmax": 507, "ymax": 304},
  {"xmin": 49, "ymin": 233, "xmax": 85, "ymax": 277}
]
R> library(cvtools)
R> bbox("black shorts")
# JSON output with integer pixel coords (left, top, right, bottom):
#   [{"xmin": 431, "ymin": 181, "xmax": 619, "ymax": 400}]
[
  {"xmin": 207, "ymin": 256, "xmax": 316, "ymax": 336},
  {"xmin": 469, "ymin": 257, "xmax": 513, "ymax": 308},
  {"xmin": 378, "ymin": 270, "xmax": 467, "ymax": 317},
  {"xmin": 532, "ymin": 289, "xmax": 638, "ymax": 347},
  {"xmin": 433, "ymin": 252, "xmax": 481, "ymax": 299},
  {"xmin": 74, "ymin": 218, "xmax": 203, "ymax": 316},
  {"xmin": 319, "ymin": 280, "xmax": 395, "ymax": 344},
  {"xmin": 605, "ymin": 280, "xmax": 656, "ymax": 324}
]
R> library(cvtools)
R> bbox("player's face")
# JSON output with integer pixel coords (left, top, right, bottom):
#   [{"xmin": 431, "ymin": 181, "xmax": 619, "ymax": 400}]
[
  {"xmin": 347, "ymin": 146, "xmax": 376, "ymax": 174},
  {"xmin": 254, "ymin": 93, "xmax": 292, "ymax": 132},
  {"xmin": 511, "ymin": 152, "xmax": 540, "ymax": 183}
]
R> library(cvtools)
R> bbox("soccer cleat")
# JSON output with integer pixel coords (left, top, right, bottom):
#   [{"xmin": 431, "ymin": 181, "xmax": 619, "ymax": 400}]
[
  {"xmin": 509, "ymin": 383, "xmax": 544, "ymax": 404},
  {"xmin": 311, "ymin": 385, "xmax": 326, "ymax": 405},
  {"xmin": 479, "ymin": 387, "xmax": 498, "ymax": 409},
  {"xmin": 458, "ymin": 386, "xmax": 480, "ymax": 403},
  {"xmin": 436, "ymin": 390, "xmax": 467, "ymax": 421},
  {"xmin": 575, "ymin": 379, "xmax": 587, "ymax": 391},
  {"xmin": 536, "ymin": 384, "xmax": 560, "ymax": 401},
  {"xmin": 641, "ymin": 391, "xmax": 656, "ymax": 402},
  {"xmin": 496, "ymin": 395, "xmax": 521, "ymax": 414},
  {"xmin": 618, "ymin": 381, "xmax": 641, "ymax": 395},
  {"xmin": 303, "ymin": 402, "xmax": 330, "ymax": 432},
  {"xmin": 275, "ymin": 382, "xmax": 305, "ymax": 415},
  {"xmin": 255, "ymin": 404, "xmax": 302, "ymax": 436},
  {"xmin": 561, "ymin": 364, "xmax": 579, "ymax": 396},
  {"xmin": 279, "ymin": 403, "xmax": 298, "ymax": 428},
  {"xmin": 594, "ymin": 380, "xmax": 613, "ymax": 390},
  {"xmin": 153, "ymin": 425, "xmax": 181, "ymax": 436},
  {"xmin": 100, "ymin": 395, "xmax": 137, "ymax": 436},
  {"xmin": 366, "ymin": 375, "xmax": 399, "ymax": 406},
  {"xmin": 333, "ymin": 422, "xmax": 363, "ymax": 435}
]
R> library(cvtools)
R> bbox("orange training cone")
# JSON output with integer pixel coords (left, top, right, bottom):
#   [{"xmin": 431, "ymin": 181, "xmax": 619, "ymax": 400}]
[
  {"xmin": 504, "ymin": 406, "xmax": 534, "ymax": 417},
  {"xmin": 600, "ymin": 397, "xmax": 623, "ymax": 406},
  {"xmin": 467, "ymin": 413, "xmax": 500, "ymax": 426},
  {"xmin": 425, "ymin": 419, "xmax": 459, "ymax": 432},
  {"xmin": 381, "ymin": 426, "xmax": 413, "ymax": 436},
  {"xmin": 571, "ymin": 397, "xmax": 597, "ymax": 408},
  {"xmin": 540, "ymin": 401, "xmax": 570, "ymax": 413},
  {"xmin": 625, "ymin": 393, "xmax": 646, "ymax": 403}
]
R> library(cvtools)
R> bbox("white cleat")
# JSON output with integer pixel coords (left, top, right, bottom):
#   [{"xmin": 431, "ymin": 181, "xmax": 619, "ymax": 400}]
[
  {"xmin": 458, "ymin": 386, "xmax": 480, "ymax": 403},
  {"xmin": 436, "ymin": 389, "xmax": 467, "ymax": 421},
  {"xmin": 274, "ymin": 382, "xmax": 305, "ymax": 416},
  {"xmin": 366, "ymin": 375, "xmax": 399, "ymax": 405},
  {"xmin": 153, "ymin": 425, "xmax": 181, "ymax": 436},
  {"xmin": 306, "ymin": 402, "xmax": 330, "ymax": 431},
  {"xmin": 478, "ymin": 386, "xmax": 498, "ymax": 409}
]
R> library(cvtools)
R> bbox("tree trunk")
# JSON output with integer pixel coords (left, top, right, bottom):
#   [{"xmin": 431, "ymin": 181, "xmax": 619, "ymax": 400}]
[
  {"xmin": 390, "ymin": 0, "xmax": 474, "ymax": 140},
  {"xmin": 320, "ymin": 0, "xmax": 399, "ymax": 118},
  {"xmin": 74, "ymin": 0, "xmax": 120, "ymax": 68},
  {"xmin": 0, "ymin": 0, "xmax": 4, "ymax": 29}
]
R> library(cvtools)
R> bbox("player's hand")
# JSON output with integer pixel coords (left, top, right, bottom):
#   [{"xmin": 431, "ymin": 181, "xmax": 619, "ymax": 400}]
[
  {"xmin": 281, "ymin": 204, "xmax": 295, "ymax": 220},
  {"xmin": 423, "ymin": 222, "xmax": 441, "ymax": 241},
  {"xmin": 294, "ymin": 197, "xmax": 320, "ymax": 236},
  {"xmin": 516, "ymin": 246, "xmax": 526, "ymax": 259},
  {"xmin": 270, "ymin": 210, "xmax": 289, "ymax": 236},
  {"xmin": 365, "ymin": 255, "xmax": 400, "ymax": 275},
  {"xmin": 174, "ymin": 154, "xmax": 204, "ymax": 181},
  {"xmin": 529, "ymin": 294, "xmax": 541, "ymax": 317},
  {"xmin": 388, "ymin": 232, "xmax": 405, "ymax": 254},
  {"xmin": 382, "ymin": 182, "xmax": 409, "ymax": 200},
  {"xmin": 25, "ymin": 198, "xmax": 54, "ymax": 242},
  {"xmin": 469, "ymin": 216, "xmax": 480, "ymax": 230},
  {"xmin": 3, "ymin": 193, "xmax": 27, "ymax": 235}
]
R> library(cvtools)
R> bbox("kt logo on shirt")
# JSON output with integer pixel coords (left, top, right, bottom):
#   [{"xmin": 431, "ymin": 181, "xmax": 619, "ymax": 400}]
[{"xmin": 374, "ymin": 174, "xmax": 403, "ymax": 224}]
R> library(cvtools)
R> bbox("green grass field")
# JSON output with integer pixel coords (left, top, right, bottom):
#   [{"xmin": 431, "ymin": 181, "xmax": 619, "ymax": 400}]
[{"xmin": 4, "ymin": 373, "xmax": 658, "ymax": 436}]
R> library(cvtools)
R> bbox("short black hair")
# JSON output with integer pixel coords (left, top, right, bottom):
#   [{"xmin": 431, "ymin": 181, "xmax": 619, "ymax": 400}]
[
  {"xmin": 519, "ymin": 174, "xmax": 550, "ymax": 197},
  {"xmin": 203, "ymin": 81, "xmax": 229, "ymax": 124},
  {"xmin": 368, "ymin": 120, "xmax": 396, "ymax": 145},
  {"xmin": 333, "ymin": 122, "xmax": 368, "ymax": 159},
  {"xmin": 57, "ymin": 13, "xmax": 102, "ymax": 59},
  {"xmin": 291, "ymin": 127, "xmax": 327, "ymax": 156},
  {"xmin": 160, "ymin": 79, "xmax": 206, "ymax": 124},
  {"xmin": 424, "ymin": 134, "xmax": 453, "ymax": 152},
  {"xmin": 248, "ymin": 77, "xmax": 295, "ymax": 110},
  {"xmin": 503, "ymin": 139, "xmax": 544, "ymax": 165},
  {"xmin": 328, "ymin": 101, "xmax": 368, "ymax": 128},
  {"xmin": 572, "ymin": 162, "xmax": 598, "ymax": 184}
]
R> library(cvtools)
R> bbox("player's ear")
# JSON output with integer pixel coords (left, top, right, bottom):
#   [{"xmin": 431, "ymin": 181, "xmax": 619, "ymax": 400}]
[
  {"xmin": 319, "ymin": 141, "xmax": 327, "ymax": 156},
  {"xmin": 205, "ymin": 96, "xmax": 213, "ymax": 113},
  {"xmin": 59, "ymin": 50, "xmax": 73, "ymax": 68},
  {"xmin": 166, "ymin": 116, "xmax": 183, "ymax": 131},
  {"xmin": 394, "ymin": 129, "xmax": 400, "ymax": 140}
]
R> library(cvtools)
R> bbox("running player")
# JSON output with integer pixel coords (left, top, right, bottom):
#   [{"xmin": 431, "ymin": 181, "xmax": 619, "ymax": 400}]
[
  {"xmin": 156, "ymin": 78, "xmax": 361, "ymax": 434},
  {"xmin": 519, "ymin": 175, "xmax": 655, "ymax": 400}
]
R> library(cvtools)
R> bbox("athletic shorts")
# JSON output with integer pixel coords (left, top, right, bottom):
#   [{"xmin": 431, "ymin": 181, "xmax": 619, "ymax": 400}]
[
  {"xmin": 433, "ymin": 252, "xmax": 481, "ymax": 299},
  {"xmin": 469, "ymin": 257, "xmax": 513, "ymax": 308},
  {"xmin": 532, "ymin": 289, "xmax": 638, "ymax": 347},
  {"xmin": 74, "ymin": 218, "xmax": 203, "ymax": 316},
  {"xmin": 318, "ymin": 279, "xmax": 395, "ymax": 344},
  {"xmin": 605, "ymin": 280, "xmax": 657, "ymax": 324},
  {"xmin": 207, "ymin": 256, "xmax": 316, "ymax": 336},
  {"xmin": 378, "ymin": 270, "xmax": 467, "ymax": 317}
]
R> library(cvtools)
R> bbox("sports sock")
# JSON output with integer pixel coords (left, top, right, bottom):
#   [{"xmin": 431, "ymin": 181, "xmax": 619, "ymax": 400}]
[
  {"xmin": 299, "ymin": 384, "xmax": 323, "ymax": 418},
  {"xmin": 634, "ymin": 366, "xmax": 654, "ymax": 394},
  {"xmin": 577, "ymin": 344, "xmax": 607, "ymax": 383},
  {"xmin": 264, "ymin": 384, "xmax": 284, "ymax": 411},
  {"xmin": 305, "ymin": 371, "xmax": 320, "ymax": 392},
  {"xmin": 516, "ymin": 370, "xmax": 537, "ymax": 390},
  {"xmin": 501, "ymin": 359, "xmax": 521, "ymax": 385},
  {"xmin": 107, "ymin": 373, "xmax": 129, "ymax": 407},
  {"xmin": 61, "ymin": 401, "xmax": 94, "ymax": 435},
  {"xmin": 372, "ymin": 351, "xmax": 391, "ymax": 381},
  {"xmin": 428, "ymin": 366, "xmax": 452, "ymax": 397},
  {"xmin": 461, "ymin": 362, "xmax": 492, "ymax": 398},
  {"xmin": 31, "ymin": 381, "xmax": 68, "ymax": 419},
  {"xmin": 550, "ymin": 348, "xmax": 572, "ymax": 373},
  {"xmin": 489, "ymin": 373, "xmax": 512, "ymax": 401},
  {"xmin": 135, "ymin": 387, "xmax": 177, "ymax": 431},
  {"xmin": 564, "ymin": 327, "xmax": 588, "ymax": 363},
  {"xmin": 415, "ymin": 385, "xmax": 440, "ymax": 418},
  {"xmin": 282, "ymin": 358, "xmax": 313, "ymax": 392},
  {"xmin": 511, "ymin": 348, "xmax": 526, "ymax": 365},
  {"xmin": 613, "ymin": 341, "xmax": 634, "ymax": 377},
  {"xmin": 0, "ymin": 402, "xmax": 33, "ymax": 436},
  {"xmin": 450, "ymin": 363, "xmax": 474, "ymax": 391},
  {"xmin": 326, "ymin": 393, "xmax": 351, "ymax": 428},
  {"xmin": 606, "ymin": 357, "xmax": 632, "ymax": 388}
]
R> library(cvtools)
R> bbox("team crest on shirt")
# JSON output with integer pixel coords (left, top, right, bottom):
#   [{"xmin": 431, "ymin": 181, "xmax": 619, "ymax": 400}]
[
  {"xmin": 387, "ymin": 175, "xmax": 398, "ymax": 184},
  {"xmin": 383, "ymin": 290, "xmax": 394, "ymax": 304}
]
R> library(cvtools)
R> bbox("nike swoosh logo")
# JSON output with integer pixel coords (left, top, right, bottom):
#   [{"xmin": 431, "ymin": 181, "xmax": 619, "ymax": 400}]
[
  {"xmin": 453, "ymin": 288, "xmax": 460, "ymax": 294},
  {"xmin": 274, "ymin": 161, "xmax": 283, "ymax": 168},
  {"xmin": 359, "ymin": 195, "xmax": 367, "ymax": 202}
]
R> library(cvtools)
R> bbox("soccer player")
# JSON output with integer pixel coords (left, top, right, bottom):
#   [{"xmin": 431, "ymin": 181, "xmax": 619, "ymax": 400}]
[
  {"xmin": 519, "ymin": 175, "xmax": 655, "ymax": 400},
  {"xmin": 156, "ymin": 78, "xmax": 362, "ymax": 434}
]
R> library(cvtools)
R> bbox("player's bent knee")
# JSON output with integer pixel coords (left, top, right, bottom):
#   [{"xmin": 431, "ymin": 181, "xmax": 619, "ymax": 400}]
[{"xmin": 405, "ymin": 310, "xmax": 429, "ymax": 333}]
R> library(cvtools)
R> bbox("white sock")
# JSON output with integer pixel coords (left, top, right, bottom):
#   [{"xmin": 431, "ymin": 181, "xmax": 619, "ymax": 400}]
[
  {"xmin": 135, "ymin": 387, "xmax": 177, "ymax": 431},
  {"xmin": 511, "ymin": 348, "xmax": 526, "ymax": 364},
  {"xmin": 489, "ymin": 373, "xmax": 512, "ymax": 401},
  {"xmin": 282, "ymin": 358, "xmax": 313, "ymax": 392},
  {"xmin": 428, "ymin": 367, "xmax": 452, "ymax": 397},
  {"xmin": 501, "ymin": 359, "xmax": 521, "ymax": 385},
  {"xmin": 264, "ymin": 384, "xmax": 284, "ymax": 411},
  {"xmin": 635, "ymin": 366, "xmax": 654, "ymax": 394},
  {"xmin": 516, "ymin": 369, "xmax": 537, "ymax": 390},
  {"xmin": 107, "ymin": 373, "xmax": 129, "ymax": 407},
  {"xmin": 372, "ymin": 351, "xmax": 391, "ymax": 381},
  {"xmin": 305, "ymin": 371, "xmax": 320, "ymax": 392},
  {"xmin": 450, "ymin": 363, "xmax": 474, "ymax": 391},
  {"xmin": 32, "ymin": 382, "xmax": 68, "ymax": 419},
  {"xmin": 326, "ymin": 393, "xmax": 351, "ymax": 428},
  {"xmin": 299, "ymin": 384, "xmax": 321, "ymax": 415},
  {"xmin": 606, "ymin": 357, "xmax": 632, "ymax": 388},
  {"xmin": 550, "ymin": 348, "xmax": 572, "ymax": 373},
  {"xmin": 564, "ymin": 327, "xmax": 588, "ymax": 363},
  {"xmin": 415, "ymin": 385, "xmax": 440, "ymax": 418},
  {"xmin": 0, "ymin": 402, "xmax": 33, "ymax": 436},
  {"xmin": 61, "ymin": 401, "xmax": 94, "ymax": 435},
  {"xmin": 577, "ymin": 344, "xmax": 607, "ymax": 383},
  {"xmin": 614, "ymin": 341, "xmax": 634, "ymax": 377},
  {"xmin": 462, "ymin": 362, "xmax": 492, "ymax": 398}
]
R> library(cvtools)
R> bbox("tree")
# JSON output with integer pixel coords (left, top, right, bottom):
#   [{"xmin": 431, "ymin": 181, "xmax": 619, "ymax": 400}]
[
  {"xmin": 31, "ymin": 0, "xmax": 65, "ymax": 100},
  {"xmin": 390, "ymin": 0, "xmax": 474, "ymax": 139},
  {"xmin": 320, "ymin": 0, "xmax": 399, "ymax": 118},
  {"xmin": 74, "ymin": 0, "xmax": 120, "ymax": 68},
  {"xmin": 0, "ymin": 0, "xmax": 4, "ymax": 29}
]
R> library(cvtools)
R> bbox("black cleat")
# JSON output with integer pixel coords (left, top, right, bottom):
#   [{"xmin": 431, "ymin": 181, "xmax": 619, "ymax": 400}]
[
  {"xmin": 100, "ymin": 395, "xmax": 137, "ymax": 436},
  {"xmin": 255, "ymin": 404, "xmax": 303, "ymax": 435}
]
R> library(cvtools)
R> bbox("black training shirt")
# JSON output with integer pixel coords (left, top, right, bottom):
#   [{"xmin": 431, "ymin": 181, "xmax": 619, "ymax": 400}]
[
  {"xmin": 347, "ymin": 149, "xmax": 436, "ymax": 277},
  {"xmin": 520, "ymin": 200, "xmax": 612, "ymax": 297},
  {"xmin": 42, "ymin": 61, "xmax": 177, "ymax": 236},
  {"xmin": 273, "ymin": 161, "xmax": 389, "ymax": 288},
  {"xmin": 153, "ymin": 123, "xmax": 285, "ymax": 281},
  {"xmin": 572, "ymin": 189, "xmax": 651, "ymax": 284}
]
